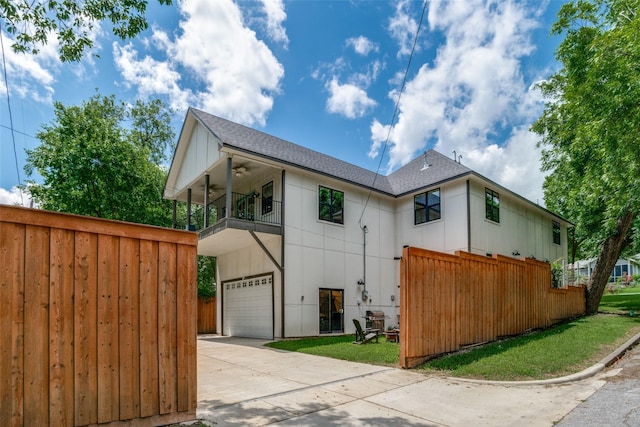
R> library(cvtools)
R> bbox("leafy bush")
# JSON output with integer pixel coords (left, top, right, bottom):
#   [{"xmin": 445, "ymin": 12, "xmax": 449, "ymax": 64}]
[
  {"xmin": 198, "ymin": 256, "xmax": 216, "ymax": 299},
  {"xmin": 551, "ymin": 262, "xmax": 563, "ymax": 288}
]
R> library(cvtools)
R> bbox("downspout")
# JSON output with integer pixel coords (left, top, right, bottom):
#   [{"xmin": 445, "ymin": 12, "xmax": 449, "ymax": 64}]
[
  {"xmin": 281, "ymin": 170, "xmax": 286, "ymax": 338},
  {"xmin": 466, "ymin": 179, "xmax": 471, "ymax": 253},
  {"xmin": 360, "ymin": 222, "xmax": 369, "ymax": 302}
]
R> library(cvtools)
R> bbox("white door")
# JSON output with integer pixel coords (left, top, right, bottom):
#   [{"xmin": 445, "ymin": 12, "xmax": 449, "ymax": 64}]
[{"xmin": 223, "ymin": 274, "xmax": 273, "ymax": 339}]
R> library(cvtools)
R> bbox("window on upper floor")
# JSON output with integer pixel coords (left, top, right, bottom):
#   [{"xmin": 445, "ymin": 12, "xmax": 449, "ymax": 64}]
[
  {"xmin": 485, "ymin": 188, "xmax": 500, "ymax": 223},
  {"xmin": 262, "ymin": 181, "xmax": 273, "ymax": 214},
  {"xmin": 552, "ymin": 221, "xmax": 561, "ymax": 245},
  {"xmin": 414, "ymin": 188, "xmax": 441, "ymax": 225},
  {"xmin": 319, "ymin": 186, "xmax": 344, "ymax": 224}
]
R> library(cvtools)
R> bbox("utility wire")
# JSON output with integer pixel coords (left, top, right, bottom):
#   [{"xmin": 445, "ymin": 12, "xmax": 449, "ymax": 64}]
[
  {"xmin": 0, "ymin": 23, "xmax": 24, "ymax": 205},
  {"xmin": 0, "ymin": 123, "xmax": 35, "ymax": 139},
  {"xmin": 359, "ymin": 0, "xmax": 427, "ymax": 224}
]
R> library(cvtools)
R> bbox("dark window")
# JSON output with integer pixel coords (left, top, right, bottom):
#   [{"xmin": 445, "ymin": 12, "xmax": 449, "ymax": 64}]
[
  {"xmin": 552, "ymin": 221, "xmax": 561, "ymax": 245},
  {"xmin": 262, "ymin": 181, "xmax": 273, "ymax": 214},
  {"xmin": 485, "ymin": 188, "xmax": 500, "ymax": 223},
  {"xmin": 319, "ymin": 186, "xmax": 344, "ymax": 224},
  {"xmin": 414, "ymin": 188, "xmax": 441, "ymax": 225}
]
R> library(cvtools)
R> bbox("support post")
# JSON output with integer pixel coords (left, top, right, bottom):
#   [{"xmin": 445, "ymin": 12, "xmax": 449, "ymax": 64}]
[
  {"xmin": 172, "ymin": 199, "xmax": 177, "ymax": 229},
  {"xmin": 186, "ymin": 188, "xmax": 192, "ymax": 230},
  {"xmin": 204, "ymin": 174, "xmax": 210, "ymax": 228},
  {"xmin": 225, "ymin": 157, "xmax": 232, "ymax": 219}
]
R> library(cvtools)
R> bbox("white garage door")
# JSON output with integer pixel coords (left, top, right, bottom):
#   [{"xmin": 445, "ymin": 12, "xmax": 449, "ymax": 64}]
[{"xmin": 223, "ymin": 274, "xmax": 273, "ymax": 339}]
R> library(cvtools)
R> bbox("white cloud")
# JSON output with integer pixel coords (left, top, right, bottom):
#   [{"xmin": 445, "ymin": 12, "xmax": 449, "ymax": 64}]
[
  {"xmin": 0, "ymin": 31, "xmax": 59, "ymax": 103},
  {"xmin": 261, "ymin": 0, "xmax": 289, "ymax": 47},
  {"xmin": 314, "ymin": 56, "xmax": 380, "ymax": 120},
  {"xmin": 372, "ymin": 0, "xmax": 548, "ymax": 203},
  {"xmin": 113, "ymin": 0, "xmax": 284, "ymax": 126},
  {"xmin": 347, "ymin": 36, "xmax": 379, "ymax": 56},
  {"xmin": 326, "ymin": 77, "xmax": 377, "ymax": 119},
  {"xmin": 113, "ymin": 43, "xmax": 192, "ymax": 111},
  {"xmin": 388, "ymin": 0, "xmax": 419, "ymax": 58},
  {"xmin": 0, "ymin": 186, "xmax": 32, "ymax": 207},
  {"xmin": 465, "ymin": 127, "xmax": 548, "ymax": 204},
  {"xmin": 0, "ymin": 22, "xmax": 104, "ymax": 104}
]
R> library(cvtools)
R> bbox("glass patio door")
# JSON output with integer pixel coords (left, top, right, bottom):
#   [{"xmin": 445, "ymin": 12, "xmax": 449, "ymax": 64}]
[{"xmin": 319, "ymin": 288, "xmax": 344, "ymax": 333}]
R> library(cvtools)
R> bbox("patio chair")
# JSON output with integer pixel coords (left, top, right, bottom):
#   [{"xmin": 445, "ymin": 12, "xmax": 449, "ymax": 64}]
[{"xmin": 352, "ymin": 319, "xmax": 379, "ymax": 344}]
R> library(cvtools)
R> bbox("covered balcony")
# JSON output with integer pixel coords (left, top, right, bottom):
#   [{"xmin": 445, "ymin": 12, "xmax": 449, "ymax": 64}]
[
  {"xmin": 186, "ymin": 191, "xmax": 282, "ymax": 236},
  {"xmin": 168, "ymin": 154, "xmax": 283, "ymax": 257}
]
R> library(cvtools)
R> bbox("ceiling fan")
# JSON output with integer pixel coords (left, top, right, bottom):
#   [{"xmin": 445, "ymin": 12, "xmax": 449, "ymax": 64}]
[
  {"xmin": 232, "ymin": 165, "xmax": 251, "ymax": 177},
  {"xmin": 208, "ymin": 185, "xmax": 222, "ymax": 196}
]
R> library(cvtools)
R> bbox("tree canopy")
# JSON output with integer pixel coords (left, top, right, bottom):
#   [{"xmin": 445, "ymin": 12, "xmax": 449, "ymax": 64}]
[
  {"xmin": 531, "ymin": 0, "xmax": 639, "ymax": 313},
  {"xmin": 24, "ymin": 93, "xmax": 175, "ymax": 227},
  {"xmin": 1, "ymin": 0, "xmax": 171, "ymax": 62}
]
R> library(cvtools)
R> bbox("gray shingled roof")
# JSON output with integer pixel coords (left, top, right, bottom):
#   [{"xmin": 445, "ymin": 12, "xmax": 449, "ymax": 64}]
[
  {"xmin": 387, "ymin": 150, "xmax": 471, "ymax": 196},
  {"xmin": 190, "ymin": 108, "xmax": 471, "ymax": 197}
]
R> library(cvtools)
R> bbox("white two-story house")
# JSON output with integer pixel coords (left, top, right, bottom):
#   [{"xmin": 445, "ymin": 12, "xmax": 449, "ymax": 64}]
[{"xmin": 164, "ymin": 108, "xmax": 571, "ymax": 339}]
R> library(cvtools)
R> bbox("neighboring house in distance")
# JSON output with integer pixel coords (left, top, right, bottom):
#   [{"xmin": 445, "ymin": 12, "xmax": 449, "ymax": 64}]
[
  {"xmin": 569, "ymin": 255, "xmax": 640, "ymax": 284},
  {"xmin": 164, "ymin": 108, "xmax": 572, "ymax": 340}
]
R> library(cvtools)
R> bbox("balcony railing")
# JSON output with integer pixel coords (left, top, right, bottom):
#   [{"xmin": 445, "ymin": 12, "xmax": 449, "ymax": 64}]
[{"xmin": 185, "ymin": 192, "xmax": 282, "ymax": 231}]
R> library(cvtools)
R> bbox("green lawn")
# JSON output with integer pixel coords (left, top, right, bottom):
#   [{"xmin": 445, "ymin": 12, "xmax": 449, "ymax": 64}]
[
  {"xmin": 600, "ymin": 283, "xmax": 640, "ymax": 314},
  {"xmin": 599, "ymin": 293, "xmax": 640, "ymax": 314},
  {"xmin": 419, "ymin": 314, "xmax": 640, "ymax": 380},
  {"xmin": 266, "ymin": 291, "xmax": 640, "ymax": 381},
  {"xmin": 266, "ymin": 335, "xmax": 400, "ymax": 366}
]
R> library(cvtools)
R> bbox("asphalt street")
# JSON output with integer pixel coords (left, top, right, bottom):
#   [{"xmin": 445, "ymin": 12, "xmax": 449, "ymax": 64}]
[{"xmin": 556, "ymin": 343, "xmax": 640, "ymax": 426}]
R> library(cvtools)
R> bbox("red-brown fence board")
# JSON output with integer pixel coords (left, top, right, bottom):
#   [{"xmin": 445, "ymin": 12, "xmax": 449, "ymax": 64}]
[
  {"xmin": 0, "ymin": 206, "xmax": 197, "ymax": 427},
  {"xmin": 399, "ymin": 246, "xmax": 586, "ymax": 368},
  {"xmin": 197, "ymin": 298, "xmax": 217, "ymax": 334}
]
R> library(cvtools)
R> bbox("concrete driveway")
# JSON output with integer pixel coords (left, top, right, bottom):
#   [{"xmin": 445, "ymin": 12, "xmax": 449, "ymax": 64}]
[{"xmin": 195, "ymin": 336, "xmax": 611, "ymax": 426}]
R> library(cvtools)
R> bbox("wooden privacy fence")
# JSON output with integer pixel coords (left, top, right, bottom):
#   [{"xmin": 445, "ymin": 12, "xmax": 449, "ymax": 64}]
[
  {"xmin": 197, "ymin": 297, "xmax": 217, "ymax": 334},
  {"xmin": 0, "ymin": 206, "xmax": 198, "ymax": 427},
  {"xmin": 399, "ymin": 247, "xmax": 586, "ymax": 368}
]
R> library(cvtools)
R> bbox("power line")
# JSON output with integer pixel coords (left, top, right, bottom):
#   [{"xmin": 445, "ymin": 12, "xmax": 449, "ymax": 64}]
[
  {"xmin": 359, "ymin": 0, "xmax": 428, "ymax": 224},
  {"xmin": 0, "ymin": 124, "xmax": 35, "ymax": 139},
  {"xmin": 0, "ymin": 23, "xmax": 24, "ymax": 205}
]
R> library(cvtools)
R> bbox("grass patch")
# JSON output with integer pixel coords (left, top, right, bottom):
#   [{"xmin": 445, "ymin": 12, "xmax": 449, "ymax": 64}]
[
  {"xmin": 266, "ymin": 335, "xmax": 400, "ymax": 366},
  {"xmin": 599, "ymin": 293, "xmax": 640, "ymax": 314},
  {"xmin": 419, "ymin": 314, "xmax": 640, "ymax": 381},
  {"xmin": 600, "ymin": 283, "xmax": 640, "ymax": 314}
]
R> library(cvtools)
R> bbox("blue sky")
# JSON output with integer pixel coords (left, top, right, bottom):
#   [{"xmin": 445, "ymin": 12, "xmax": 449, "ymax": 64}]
[{"xmin": 1, "ymin": 0, "xmax": 566, "ymax": 207}]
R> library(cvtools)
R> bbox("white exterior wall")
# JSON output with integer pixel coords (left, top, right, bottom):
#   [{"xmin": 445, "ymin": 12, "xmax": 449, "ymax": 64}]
[
  {"xmin": 175, "ymin": 123, "xmax": 222, "ymax": 191},
  {"xmin": 283, "ymin": 170, "xmax": 399, "ymax": 337},
  {"xmin": 469, "ymin": 180, "xmax": 567, "ymax": 261},
  {"xmin": 394, "ymin": 181, "xmax": 469, "ymax": 254}
]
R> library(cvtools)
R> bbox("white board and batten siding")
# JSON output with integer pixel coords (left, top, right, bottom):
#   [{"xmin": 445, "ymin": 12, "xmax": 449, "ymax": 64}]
[{"xmin": 175, "ymin": 122, "xmax": 223, "ymax": 192}]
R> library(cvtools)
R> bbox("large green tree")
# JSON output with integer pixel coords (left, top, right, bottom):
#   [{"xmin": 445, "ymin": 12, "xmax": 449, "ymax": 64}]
[
  {"xmin": 24, "ymin": 93, "xmax": 175, "ymax": 227},
  {"xmin": 532, "ymin": 0, "xmax": 640, "ymax": 313},
  {"xmin": 1, "ymin": 0, "xmax": 171, "ymax": 62}
]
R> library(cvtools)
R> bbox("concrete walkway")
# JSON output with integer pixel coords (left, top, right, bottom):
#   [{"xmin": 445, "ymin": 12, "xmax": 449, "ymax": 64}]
[{"xmin": 195, "ymin": 336, "xmax": 614, "ymax": 426}]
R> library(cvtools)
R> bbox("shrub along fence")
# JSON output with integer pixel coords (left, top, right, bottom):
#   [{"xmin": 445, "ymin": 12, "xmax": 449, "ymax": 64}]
[
  {"xmin": 399, "ymin": 247, "xmax": 586, "ymax": 369},
  {"xmin": 0, "ymin": 205, "xmax": 198, "ymax": 427}
]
